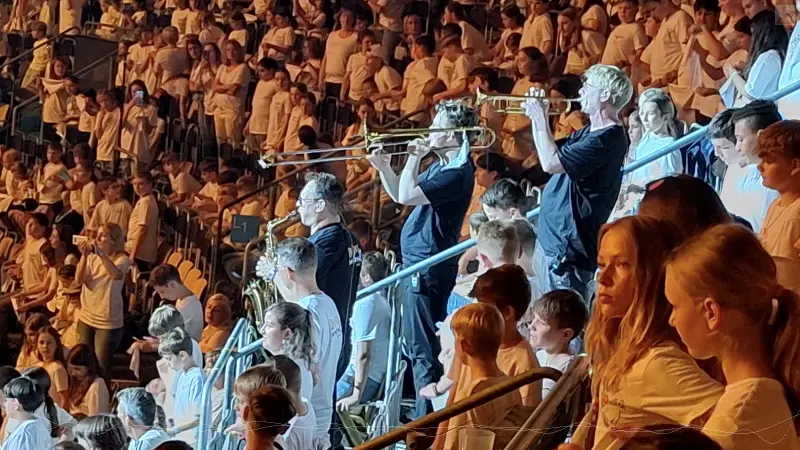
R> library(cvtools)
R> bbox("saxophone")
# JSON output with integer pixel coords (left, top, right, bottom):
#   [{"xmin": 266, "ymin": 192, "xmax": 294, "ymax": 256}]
[{"xmin": 246, "ymin": 211, "xmax": 300, "ymax": 332}]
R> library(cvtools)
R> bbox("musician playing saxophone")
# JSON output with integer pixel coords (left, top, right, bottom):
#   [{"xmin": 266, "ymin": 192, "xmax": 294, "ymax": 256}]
[
  {"xmin": 368, "ymin": 100, "xmax": 477, "ymax": 419},
  {"xmin": 296, "ymin": 172, "xmax": 362, "ymax": 374}
]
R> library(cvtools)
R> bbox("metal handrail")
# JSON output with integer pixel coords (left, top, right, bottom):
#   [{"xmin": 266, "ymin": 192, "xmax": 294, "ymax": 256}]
[
  {"xmin": 354, "ymin": 367, "xmax": 562, "ymax": 450},
  {"xmin": 502, "ymin": 356, "xmax": 591, "ymax": 450},
  {"xmin": 197, "ymin": 317, "xmax": 246, "ymax": 450},
  {"xmin": 356, "ymin": 78, "xmax": 800, "ymax": 299},
  {"xmin": 0, "ymin": 27, "xmax": 80, "ymax": 74},
  {"xmin": 10, "ymin": 48, "xmax": 120, "ymax": 138},
  {"xmin": 197, "ymin": 327, "xmax": 264, "ymax": 450}
]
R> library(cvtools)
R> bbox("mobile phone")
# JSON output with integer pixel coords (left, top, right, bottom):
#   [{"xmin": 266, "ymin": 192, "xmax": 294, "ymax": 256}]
[
  {"xmin": 58, "ymin": 168, "xmax": 72, "ymax": 182},
  {"xmin": 72, "ymin": 235, "xmax": 89, "ymax": 245},
  {"xmin": 135, "ymin": 90, "xmax": 144, "ymax": 105}
]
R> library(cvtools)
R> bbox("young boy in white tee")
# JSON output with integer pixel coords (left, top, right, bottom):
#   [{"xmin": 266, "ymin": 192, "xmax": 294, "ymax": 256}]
[
  {"xmin": 529, "ymin": 289, "xmax": 587, "ymax": 398},
  {"xmin": 37, "ymin": 142, "xmax": 68, "ymax": 213},
  {"xmin": 723, "ymin": 101, "xmax": 781, "ymax": 232},
  {"xmin": 601, "ymin": 0, "xmax": 647, "ymax": 75},
  {"xmin": 432, "ymin": 302, "xmax": 522, "ymax": 450},
  {"xmin": 87, "ymin": 177, "xmax": 132, "ymax": 238},
  {"xmin": 163, "ymin": 152, "xmax": 202, "ymax": 206},
  {"xmin": 150, "ymin": 264, "xmax": 204, "ymax": 341},
  {"xmin": 755, "ymin": 121, "xmax": 800, "ymax": 262},
  {"xmin": 335, "ymin": 252, "xmax": 391, "ymax": 410},
  {"xmin": 521, "ymin": 0, "xmax": 554, "ymax": 56},
  {"xmin": 158, "ymin": 328, "xmax": 204, "ymax": 446},
  {"xmin": 640, "ymin": 0, "xmax": 692, "ymax": 87}
]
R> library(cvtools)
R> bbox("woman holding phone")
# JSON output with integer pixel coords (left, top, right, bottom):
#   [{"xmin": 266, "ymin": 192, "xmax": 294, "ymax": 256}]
[{"xmin": 74, "ymin": 223, "xmax": 131, "ymax": 378}]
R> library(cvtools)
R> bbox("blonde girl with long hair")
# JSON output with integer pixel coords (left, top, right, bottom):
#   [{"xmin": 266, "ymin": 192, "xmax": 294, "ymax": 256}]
[
  {"xmin": 665, "ymin": 223, "xmax": 800, "ymax": 450},
  {"xmin": 571, "ymin": 216, "xmax": 723, "ymax": 450}
]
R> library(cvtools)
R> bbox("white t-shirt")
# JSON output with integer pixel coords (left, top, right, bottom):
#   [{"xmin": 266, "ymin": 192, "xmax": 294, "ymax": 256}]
[
  {"xmin": 3, "ymin": 403, "xmax": 74, "ymax": 445},
  {"xmin": 172, "ymin": 366, "xmax": 204, "ymax": 446},
  {"xmin": 297, "ymin": 293, "xmax": 343, "ymax": 446},
  {"xmin": 645, "ymin": 9, "xmax": 692, "ymax": 80},
  {"xmin": 346, "ymin": 292, "xmax": 391, "ymax": 383},
  {"xmin": 521, "ymin": 14, "xmax": 553, "ymax": 53},
  {"xmin": 703, "ymin": 378, "xmax": 800, "ymax": 450},
  {"xmin": 38, "ymin": 162, "xmax": 67, "ymax": 204},
  {"xmin": 129, "ymin": 427, "xmax": 170, "ymax": 450},
  {"xmin": 627, "ymin": 134, "xmax": 682, "ymax": 190},
  {"xmin": 79, "ymin": 253, "xmax": 131, "ymax": 330},
  {"xmin": 323, "ymin": 31, "xmax": 359, "ymax": 83},
  {"xmin": 535, "ymin": 350, "xmax": 574, "ymax": 398},
  {"xmin": 601, "ymin": 22, "xmax": 647, "ymax": 68},
  {"xmin": 572, "ymin": 343, "xmax": 723, "ymax": 450},
  {"xmin": 176, "ymin": 295, "xmax": 204, "ymax": 342},
  {"xmin": 741, "ymin": 49, "xmax": 782, "ymax": 103},
  {"xmin": 126, "ymin": 194, "xmax": 159, "ymax": 263},
  {"xmin": 71, "ymin": 377, "xmax": 110, "ymax": 416},
  {"xmin": 283, "ymin": 397, "xmax": 317, "ymax": 450},
  {"xmin": 442, "ymin": 376, "xmax": 522, "ymax": 450},
  {"xmin": 778, "ymin": 24, "xmax": 800, "ymax": 119},
  {"xmin": 760, "ymin": 196, "xmax": 800, "ymax": 261},
  {"xmin": 0, "ymin": 419, "xmax": 51, "ymax": 450},
  {"xmin": 720, "ymin": 163, "xmax": 779, "ymax": 232}
]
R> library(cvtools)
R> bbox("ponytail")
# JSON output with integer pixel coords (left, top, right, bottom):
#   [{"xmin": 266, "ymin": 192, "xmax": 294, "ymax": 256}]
[
  {"xmin": 44, "ymin": 394, "xmax": 59, "ymax": 437},
  {"xmin": 20, "ymin": 367, "xmax": 59, "ymax": 437},
  {"xmin": 771, "ymin": 287, "xmax": 800, "ymax": 421}
]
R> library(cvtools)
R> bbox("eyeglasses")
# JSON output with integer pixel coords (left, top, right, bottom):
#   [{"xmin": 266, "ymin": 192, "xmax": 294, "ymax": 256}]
[{"xmin": 297, "ymin": 197, "xmax": 322, "ymax": 206}]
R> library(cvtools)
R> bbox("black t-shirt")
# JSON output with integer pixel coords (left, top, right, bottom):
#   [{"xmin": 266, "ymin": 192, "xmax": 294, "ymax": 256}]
[
  {"xmin": 309, "ymin": 223, "xmax": 361, "ymax": 325},
  {"xmin": 538, "ymin": 124, "xmax": 628, "ymax": 271},
  {"xmin": 400, "ymin": 156, "xmax": 475, "ymax": 271}
]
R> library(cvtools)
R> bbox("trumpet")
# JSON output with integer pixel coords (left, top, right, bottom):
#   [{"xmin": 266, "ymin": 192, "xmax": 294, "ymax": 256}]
[
  {"xmin": 258, "ymin": 122, "xmax": 497, "ymax": 168},
  {"xmin": 474, "ymin": 88, "xmax": 580, "ymax": 115}
]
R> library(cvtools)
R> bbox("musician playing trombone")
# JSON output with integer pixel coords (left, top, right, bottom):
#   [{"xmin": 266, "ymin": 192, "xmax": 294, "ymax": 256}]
[
  {"xmin": 368, "ymin": 100, "xmax": 477, "ymax": 419},
  {"xmin": 523, "ymin": 64, "xmax": 633, "ymax": 306}
]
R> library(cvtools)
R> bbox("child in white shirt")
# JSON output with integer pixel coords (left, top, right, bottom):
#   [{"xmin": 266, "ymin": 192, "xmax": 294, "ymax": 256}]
[
  {"xmin": 521, "ymin": 0, "xmax": 554, "ymax": 56},
  {"xmin": 432, "ymin": 303, "xmax": 522, "ymax": 450},
  {"xmin": 273, "ymin": 355, "xmax": 316, "ymax": 450},
  {"xmin": 37, "ymin": 143, "xmax": 68, "ymax": 212},
  {"xmin": 665, "ymin": 224, "xmax": 800, "ymax": 450},
  {"xmin": 0, "ymin": 378, "xmax": 51, "ymax": 450},
  {"xmin": 158, "ymin": 328, "xmax": 204, "ymax": 446},
  {"xmin": 163, "ymin": 152, "xmax": 202, "ymax": 206},
  {"xmin": 722, "ymin": 101, "xmax": 781, "ymax": 232},
  {"xmin": 529, "ymin": 290, "xmax": 587, "ymax": 398},
  {"xmin": 50, "ymin": 265, "xmax": 81, "ymax": 349},
  {"xmin": 150, "ymin": 264, "xmax": 204, "ymax": 341},
  {"xmin": 335, "ymin": 252, "xmax": 391, "ymax": 410},
  {"xmin": 601, "ymin": 0, "xmax": 647, "ymax": 75},
  {"xmin": 755, "ymin": 121, "xmax": 800, "ymax": 262},
  {"xmin": 87, "ymin": 177, "xmax": 133, "ymax": 238}
]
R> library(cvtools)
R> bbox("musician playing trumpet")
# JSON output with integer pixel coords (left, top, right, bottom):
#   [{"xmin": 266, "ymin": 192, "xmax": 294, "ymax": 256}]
[
  {"xmin": 523, "ymin": 64, "xmax": 633, "ymax": 307},
  {"xmin": 368, "ymin": 100, "xmax": 477, "ymax": 419}
]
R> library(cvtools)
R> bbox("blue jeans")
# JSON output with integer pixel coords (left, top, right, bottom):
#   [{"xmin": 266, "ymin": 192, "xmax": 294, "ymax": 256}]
[{"xmin": 335, "ymin": 373, "xmax": 383, "ymax": 403}]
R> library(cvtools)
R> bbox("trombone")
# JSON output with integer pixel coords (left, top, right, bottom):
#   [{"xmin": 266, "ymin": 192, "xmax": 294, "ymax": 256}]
[
  {"xmin": 474, "ymin": 87, "xmax": 580, "ymax": 115},
  {"xmin": 258, "ymin": 121, "xmax": 497, "ymax": 168}
]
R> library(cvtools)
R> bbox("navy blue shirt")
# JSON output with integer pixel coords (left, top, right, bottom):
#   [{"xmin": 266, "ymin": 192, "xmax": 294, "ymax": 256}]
[
  {"xmin": 400, "ymin": 154, "xmax": 475, "ymax": 270},
  {"xmin": 538, "ymin": 124, "xmax": 628, "ymax": 271},
  {"xmin": 309, "ymin": 223, "xmax": 362, "ymax": 326}
]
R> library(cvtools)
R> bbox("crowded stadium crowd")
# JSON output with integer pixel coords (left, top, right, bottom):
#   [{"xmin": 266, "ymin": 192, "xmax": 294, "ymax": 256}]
[{"xmin": 0, "ymin": 0, "xmax": 796, "ymax": 448}]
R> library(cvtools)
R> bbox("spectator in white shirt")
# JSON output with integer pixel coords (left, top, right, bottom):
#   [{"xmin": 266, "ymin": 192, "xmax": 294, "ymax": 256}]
[
  {"xmin": 335, "ymin": 252, "xmax": 391, "ymax": 411},
  {"xmin": 73, "ymin": 414, "xmax": 128, "ymax": 450},
  {"xmin": 443, "ymin": 1, "xmax": 490, "ymax": 61},
  {"xmin": 272, "ymin": 237, "xmax": 343, "ymax": 450},
  {"xmin": 0, "ymin": 377, "xmax": 50, "ymax": 450},
  {"xmin": 723, "ymin": 101, "xmax": 781, "ymax": 232},
  {"xmin": 601, "ymin": 0, "xmax": 647, "ymax": 75},
  {"xmin": 724, "ymin": 10, "xmax": 788, "ymax": 107},
  {"xmin": 116, "ymin": 388, "xmax": 170, "ymax": 450},
  {"xmin": 665, "ymin": 224, "xmax": 800, "ymax": 450},
  {"xmin": 272, "ymin": 355, "xmax": 316, "ymax": 450},
  {"xmin": 149, "ymin": 264, "xmax": 204, "ymax": 342},
  {"xmin": 74, "ymin": 223, "xmax": 130, "ymax": 376}
]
